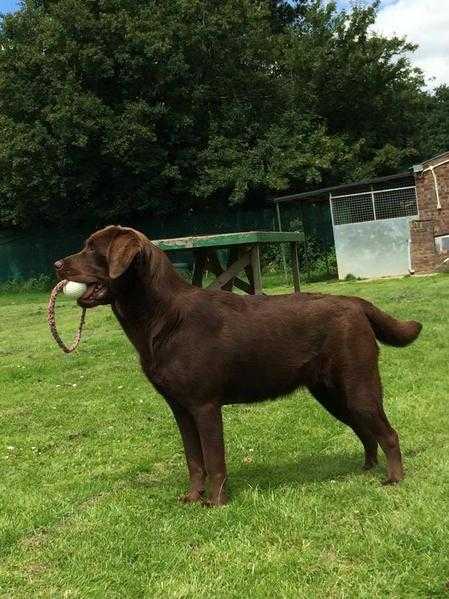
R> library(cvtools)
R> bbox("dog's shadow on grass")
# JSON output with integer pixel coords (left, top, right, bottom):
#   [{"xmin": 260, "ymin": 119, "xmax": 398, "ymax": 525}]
[{"xmin": 230, "ymin": 451, "xmax": 376, "ymax": 495}]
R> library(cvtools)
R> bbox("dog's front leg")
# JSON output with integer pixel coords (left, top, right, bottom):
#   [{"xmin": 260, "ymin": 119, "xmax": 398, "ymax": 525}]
[
  {"xmin": 167, "ymin": 399, "xmax": 206, "ymax": 503},
  {"xmin": 192, "ymin": 401, "xmax": 228, "ymax": 506}
]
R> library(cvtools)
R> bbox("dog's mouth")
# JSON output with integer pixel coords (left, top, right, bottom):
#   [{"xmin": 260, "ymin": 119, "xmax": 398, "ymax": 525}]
[{"xmin": 77, "ymin": 282, "xmax": 109, "ymax": 308}]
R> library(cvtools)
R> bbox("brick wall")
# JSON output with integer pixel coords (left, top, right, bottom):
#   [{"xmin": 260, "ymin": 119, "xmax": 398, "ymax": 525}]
[
  {"xmin": 409, "ymin": 220, "xmax": 436, "ymax": 273},
  {"xmin": 410, "ymin": 152, "xmax": 449, "ymax": 273}
]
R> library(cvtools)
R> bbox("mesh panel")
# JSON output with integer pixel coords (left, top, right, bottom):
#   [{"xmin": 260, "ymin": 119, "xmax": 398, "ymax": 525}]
[
  {"xmin": 374, "ymin": 187, "xmax": 417, "ymax": 220},
  {"xmin": 332, "ymin": 193, "xmax": 375, "ymax": 225},
  {"xmin": 332, "ymin": 186, "xmax": 417, "ymax": 226}
]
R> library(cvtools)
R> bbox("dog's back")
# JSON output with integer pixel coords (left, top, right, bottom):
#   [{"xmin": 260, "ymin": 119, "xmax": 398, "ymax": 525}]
[{"xmin": 156, "ymin": 288, "xmax": 421, "ymax": 406}]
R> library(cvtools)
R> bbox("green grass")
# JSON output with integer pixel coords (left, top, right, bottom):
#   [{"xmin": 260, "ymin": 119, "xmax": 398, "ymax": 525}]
[{"xmin": 1, "ymin": 275, "xmax": 449, "ymax": 598}]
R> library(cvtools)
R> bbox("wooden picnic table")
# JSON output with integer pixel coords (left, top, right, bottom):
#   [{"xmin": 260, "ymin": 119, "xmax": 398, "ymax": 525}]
[{"xmin": 153, "ymin": 230, "xmax": 304, "ymax": 294}]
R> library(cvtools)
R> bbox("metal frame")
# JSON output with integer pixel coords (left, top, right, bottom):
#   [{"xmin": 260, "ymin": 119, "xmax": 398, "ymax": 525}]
[
  {"xmin": 371, "ymin": 185, "xmax": 377, "ymax": 221},
  {"xmin": 331, "ymin": 185, "xmax": 416, "ymax": 200},
  {"xmin": 329, "ymin": 192, "xmax": 335, "ymax": 226}
]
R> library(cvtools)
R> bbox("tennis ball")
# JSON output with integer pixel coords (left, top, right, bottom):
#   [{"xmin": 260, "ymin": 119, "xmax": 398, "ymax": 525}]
[{"xmin": 63, "ymin": 281, "xmax": 87, "ymax": 299}]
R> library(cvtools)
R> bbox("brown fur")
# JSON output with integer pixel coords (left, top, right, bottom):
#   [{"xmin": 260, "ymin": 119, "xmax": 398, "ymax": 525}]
[{"xmin": 55, "ymin": 226, "xmax": 422, "ymax": 505}]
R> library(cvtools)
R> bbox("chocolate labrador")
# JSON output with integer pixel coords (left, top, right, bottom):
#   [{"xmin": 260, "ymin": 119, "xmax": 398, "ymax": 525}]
[{"xmin": 55, "ymin": 225, "xmax": 422, "ymax": 505}]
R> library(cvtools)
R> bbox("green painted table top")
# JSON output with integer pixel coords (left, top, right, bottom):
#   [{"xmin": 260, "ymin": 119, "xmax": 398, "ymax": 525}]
[{"xmin": 153, "ymin": 230, "xmax": 304, "ymax": 252}]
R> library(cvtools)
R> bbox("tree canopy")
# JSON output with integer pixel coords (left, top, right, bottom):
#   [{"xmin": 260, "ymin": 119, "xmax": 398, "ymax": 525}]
[
  {"xmin": 417, "ymin": 85, "xmax": 449, "ymax": 160},
  {"xmin": 0, "ymin": 0, "xmax": 443, "ymax": 229}
]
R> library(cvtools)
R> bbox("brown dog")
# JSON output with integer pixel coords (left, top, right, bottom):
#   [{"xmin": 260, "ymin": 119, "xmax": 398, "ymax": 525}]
[{"xmin": 55, "ymin": 225, "xmax": 422, "ymax": 506}]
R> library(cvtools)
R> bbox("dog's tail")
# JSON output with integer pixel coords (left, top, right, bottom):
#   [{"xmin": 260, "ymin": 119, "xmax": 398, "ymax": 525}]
[{"xmin": 357, "ymin": 298, "xmax": 422, "ymax": 347}]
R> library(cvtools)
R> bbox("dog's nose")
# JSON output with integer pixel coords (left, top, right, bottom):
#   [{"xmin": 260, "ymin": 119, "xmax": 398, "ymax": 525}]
[{"xmin": 54, "ymin": 260, "xmax": 64, "ymax": 270}]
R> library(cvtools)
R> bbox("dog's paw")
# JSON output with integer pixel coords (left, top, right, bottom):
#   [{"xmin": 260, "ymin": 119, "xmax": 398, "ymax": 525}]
[
  {"xmin": 178, "ymin": 490, "xmax": 204, "ymax": 503},
  {"xmin": 201, "ymin": 494, "xmax": 229, "ymax": 508},
  {"xmin": 381, "ymin": 478, "xmax": 402, "ymax": 486},
  {"xmin": 362, "ymin": 460, "xmax": 378, "ymax": 471}
]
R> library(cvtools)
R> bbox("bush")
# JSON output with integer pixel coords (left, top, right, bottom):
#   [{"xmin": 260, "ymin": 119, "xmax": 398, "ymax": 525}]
[
  {"xmin": 261, "ymin": 233, "xmax": 337, "ymax": 283},
  {"xmin": 0, "ymin": 274, "xmax": 55, "ymax": 294}
]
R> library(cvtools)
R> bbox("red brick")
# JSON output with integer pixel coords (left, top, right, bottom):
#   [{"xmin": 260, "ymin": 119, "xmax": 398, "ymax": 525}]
[{"xmin": 410, "ymin": 153, "xmax": 449, "ymax": 273}]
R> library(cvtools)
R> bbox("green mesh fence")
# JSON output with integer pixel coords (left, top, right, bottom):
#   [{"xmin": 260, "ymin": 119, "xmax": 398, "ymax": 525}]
[
  {"xmin": 0, "ymin": 202, "xmax": 334, "ymax": 282},
  {"xmin": 275, "ymin": 201, "xmax": 336, "ymax": 280}
]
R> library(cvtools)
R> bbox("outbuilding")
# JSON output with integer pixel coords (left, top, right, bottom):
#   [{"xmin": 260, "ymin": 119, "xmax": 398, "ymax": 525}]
[{"xmin": 272, "ymin": 150, "xmax": 449, "ymax": 279}]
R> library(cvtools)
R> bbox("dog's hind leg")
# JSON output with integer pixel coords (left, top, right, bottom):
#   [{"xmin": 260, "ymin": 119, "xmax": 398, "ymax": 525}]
[
  {"xmin": 309, "ymin": 384, "xmax": 378, "ymax": 470},
  {"xmin": 167, "ymin": 399, "xmax": 207, "ymax": 503},
  {"xmin": 342, "ymin": 372, "xmax": 404, "ymax": 485}
]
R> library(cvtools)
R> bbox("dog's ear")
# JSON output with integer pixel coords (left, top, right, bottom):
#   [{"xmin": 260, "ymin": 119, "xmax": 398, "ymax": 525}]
[{"xmin": 107, "ymin": 228, "xmax": 144, "ymax": 280}]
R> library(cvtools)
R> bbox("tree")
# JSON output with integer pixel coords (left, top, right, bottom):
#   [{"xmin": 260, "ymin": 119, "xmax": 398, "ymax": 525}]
[
  {"xmin": 416, "ymin": 85, "xmax": 449, "ymax": 160},
  {"xmin": 0, "ymin": 0, "xmax": 429, "ymax": 229},
  {"xmin": 276, "ymin": 1, "xmax": 425, "ymax": 181}
]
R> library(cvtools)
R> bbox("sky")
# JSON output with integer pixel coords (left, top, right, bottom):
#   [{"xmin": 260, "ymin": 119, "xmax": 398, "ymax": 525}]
[
  {"xmin": 0, "ymin": 0, "xmax": 19, "ymax": 13},
  {"xmin": 336, "ymin": 0, "xmax": 449, "ymax": 89},
  {"xmin": 0, "ymin": 0, "xmax": 448, "ymax": 88},
  {"xmin": 373, "ymin": 0, "xmax": 449, "ymax": 89}
]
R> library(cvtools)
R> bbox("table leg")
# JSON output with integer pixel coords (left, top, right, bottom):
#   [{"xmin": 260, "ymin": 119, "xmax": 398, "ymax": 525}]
[
  {"xmin": 250, "ymin": 245, "xmax": 263, "ymax": 295},
  {"xmin": 245, "ymin": 261, "xmax": 255, "ymax": 294},
  {"xmin": 192, "ymin": 250, "xmax": 207, "ymax": 287},
  {"xmin": 204, "ymin": 249, "xmax": 247, "ymax": 293},
  {"xmin": 207, "ymin": 250, "xmax": 251, "ymax": 290},
  {"xmin": 206, "ymin": 250, "xmax": 224, "ymax": 278},
  {"xmin": 290, "ymin": 241, "xmax": 300, "ymax": 292},
  {"xmin": 224, "ymin": 248, "xmax": 239, "ymax": 291}
]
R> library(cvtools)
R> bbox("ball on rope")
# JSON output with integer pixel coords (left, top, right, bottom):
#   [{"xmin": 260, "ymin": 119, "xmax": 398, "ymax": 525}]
[{"xmin": 63, "ymin": 281, "xmax": 87, "ymax": 299}]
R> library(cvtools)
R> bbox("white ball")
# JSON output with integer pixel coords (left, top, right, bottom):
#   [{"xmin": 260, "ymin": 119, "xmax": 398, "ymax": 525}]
[{"xmin": 63, "ymin": 281, "xmax": 87, "ymax": 299}]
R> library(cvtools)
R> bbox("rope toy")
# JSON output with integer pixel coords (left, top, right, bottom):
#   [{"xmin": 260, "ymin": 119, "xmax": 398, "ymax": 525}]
[{"xmin": 48, "ymin": 280, "xmax": 87, "ymax": 353}]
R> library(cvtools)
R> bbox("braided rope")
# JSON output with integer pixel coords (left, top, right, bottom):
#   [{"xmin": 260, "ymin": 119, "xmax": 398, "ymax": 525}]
[{"xmin": 48, "ymin": 280, "xmax": 87, "ymax": 353}]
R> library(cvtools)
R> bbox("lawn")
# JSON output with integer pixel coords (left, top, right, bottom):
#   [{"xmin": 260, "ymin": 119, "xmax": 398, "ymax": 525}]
[{"xmin": 1, "ymin": 275, "xmax": 449, "ymax": 598}]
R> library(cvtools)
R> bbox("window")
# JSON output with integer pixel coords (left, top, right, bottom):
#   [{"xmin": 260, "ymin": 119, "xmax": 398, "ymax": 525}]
[{"xmin": 435, "ymin": 235, "xmax": 449, "ymax": 254}]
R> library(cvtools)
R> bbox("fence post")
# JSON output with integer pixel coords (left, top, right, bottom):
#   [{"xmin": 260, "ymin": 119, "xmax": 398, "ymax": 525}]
[
  {"xmin": 329, "ymin": 192, "xmax": 335, "ymax": 225},
  {"xmin": 275, "ymin": 202, "xmax": 289, "ymax": 285},
  {"xmin": 300, "ymin": 202, "xmax": 310, "ymax": 281},
  {"xmin": 371, "ymin": 185, "xmax": 377, "ymax": 220}
]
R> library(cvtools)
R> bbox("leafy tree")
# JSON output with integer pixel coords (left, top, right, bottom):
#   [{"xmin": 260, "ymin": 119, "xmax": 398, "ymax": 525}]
[
  {"xmin": 416, "ymin": 85, "xmax": 449, "ymax": 160},
  {"xmin": 0, "ymin": 0, "xmax": 430, "ymax": 229},
  {"xmin": 276, "ymin": 1, "xmax": 425, "ymax": 180}
]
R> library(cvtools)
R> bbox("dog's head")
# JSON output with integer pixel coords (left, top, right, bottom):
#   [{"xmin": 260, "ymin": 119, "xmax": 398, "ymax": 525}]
[{"xmin": 54, "ymin": 225, "xmax": 149, "ymax": 308}]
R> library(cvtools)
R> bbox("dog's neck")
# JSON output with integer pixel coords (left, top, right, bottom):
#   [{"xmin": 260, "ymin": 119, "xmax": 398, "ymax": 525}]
[{"xmin": 110, "ymin": 243, "xmax": 190, "ymax": 359}]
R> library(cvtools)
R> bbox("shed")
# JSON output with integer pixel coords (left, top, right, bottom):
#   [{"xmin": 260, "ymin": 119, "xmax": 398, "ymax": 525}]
[{"xmin": 272, "ymin": 172, "xmax": 418, "ymax": 280}]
